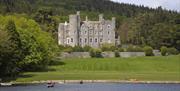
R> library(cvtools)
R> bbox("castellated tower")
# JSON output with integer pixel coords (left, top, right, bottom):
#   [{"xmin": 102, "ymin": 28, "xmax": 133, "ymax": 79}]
[
  {"xmin": 68, "ymin": 11, "xmax": 81, "ymax": 47},
  {"xmin": 58, "ymin": 11, "xmax": 119, "ymax": 48}
]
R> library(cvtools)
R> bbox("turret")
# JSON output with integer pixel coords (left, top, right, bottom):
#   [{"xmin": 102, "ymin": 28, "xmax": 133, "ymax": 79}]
[
  {"xmin": 69, "ymin": 11, "xmax": 81, "ymax": 46},
  {"xmin": 112, "ymin": 17, "xmax": 116, "ymax": 29},
  {"xmin": 85, "ymin": 16, "xmax": 88, "ymax": 22}
]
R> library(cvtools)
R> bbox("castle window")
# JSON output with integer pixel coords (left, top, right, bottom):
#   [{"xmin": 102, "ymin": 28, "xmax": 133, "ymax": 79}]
[
  {"xmin": 95, "ymin": 38, "xmax": 97, "ymax": 43},
  {"xmin": 90, "ymin": 38, "xmax": 92, "ymax": 42},
  {"xmin": 85, "ymin": 38, "xmax": 87, "ymax": 43},
  {"xmin": 108, "ymin": 31, "xmax": 110, "ymax": 35},
  {"xmin": 71, "ymin": 38, "xmax": 73, "ymax": 43}
]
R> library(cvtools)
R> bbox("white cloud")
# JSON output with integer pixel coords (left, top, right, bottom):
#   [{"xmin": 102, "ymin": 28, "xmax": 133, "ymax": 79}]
[{"xmin": 111, "ymin": 0, "xmax": 180, "ymax": 12}]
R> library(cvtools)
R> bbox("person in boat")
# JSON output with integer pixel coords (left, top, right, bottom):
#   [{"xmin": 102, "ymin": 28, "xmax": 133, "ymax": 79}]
[
  {"xmin": 47, "ymin": 81, "xmax": 55, "ymax": 88},
  {"xmin": 80, "ymin": 80, "xmax": 83, "ymax": 84}
]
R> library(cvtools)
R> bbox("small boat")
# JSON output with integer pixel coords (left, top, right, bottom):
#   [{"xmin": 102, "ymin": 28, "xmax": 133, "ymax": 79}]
[
  {"xmin": 47, "ymin": 81, "xmax": 55, "ymax": 88},
  {"xmin": 80, "ymin": 80, "xmax": 83, "ymax": 84}
]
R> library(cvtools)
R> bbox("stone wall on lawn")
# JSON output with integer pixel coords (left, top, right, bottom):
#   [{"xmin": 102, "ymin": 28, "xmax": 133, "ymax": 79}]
[
  {"xmin": 60, "ymin": 52, "xmax": 148, "ymax": 58},
  {"xmin": 120, "ymin": 52, "xmax": 145, "ymax": 58},
  {"xmin": 61, "ymin": 52, "xmax": 91, "ymax": 58},
  {"xmin": 101, "ymin": 52, "xmax": 115, "ymax": 58}
]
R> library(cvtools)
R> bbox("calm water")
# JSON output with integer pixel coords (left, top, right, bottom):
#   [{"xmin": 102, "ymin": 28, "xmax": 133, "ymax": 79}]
[{"xmin": 0, "ymin": 83, "xmax": 180, "ymax": 91}]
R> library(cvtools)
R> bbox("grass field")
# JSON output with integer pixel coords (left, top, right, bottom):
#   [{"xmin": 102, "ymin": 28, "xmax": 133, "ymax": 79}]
[{"xmin": 15, "ymin": 55, "xmax": 180, "ymax": 82}]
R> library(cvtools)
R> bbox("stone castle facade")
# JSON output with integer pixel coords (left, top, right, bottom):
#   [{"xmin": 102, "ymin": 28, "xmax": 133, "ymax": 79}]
[{"xmin": 58, "ymin": 11, "xmax": 119, "ymax": 48}]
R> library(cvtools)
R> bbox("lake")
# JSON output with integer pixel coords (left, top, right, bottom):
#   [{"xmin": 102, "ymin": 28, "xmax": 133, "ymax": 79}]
[{"xmin": 0, "ymin": 83, "xmax": 180, "ymax": 91}]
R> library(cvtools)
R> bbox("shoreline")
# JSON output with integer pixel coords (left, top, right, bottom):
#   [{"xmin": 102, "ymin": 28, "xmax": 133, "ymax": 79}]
[{"xmin": 1, "ymin": 80, "xmax": 180, "ymax": 86}]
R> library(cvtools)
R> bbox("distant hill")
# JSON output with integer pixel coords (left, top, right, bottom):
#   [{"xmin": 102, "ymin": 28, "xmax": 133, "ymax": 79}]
[{"xmin": 0, "ymin": 0, "xmax": 172, "ymax": 16}]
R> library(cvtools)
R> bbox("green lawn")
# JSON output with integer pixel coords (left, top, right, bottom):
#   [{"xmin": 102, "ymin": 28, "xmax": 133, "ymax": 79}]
[{"xmin": 15, "ymin": 55, "xmax": 180, "ymax": 82}]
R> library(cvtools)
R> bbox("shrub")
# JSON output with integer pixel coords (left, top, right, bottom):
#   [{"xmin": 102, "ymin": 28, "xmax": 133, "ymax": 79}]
[
  {"xmin": 114, "ymin": 50, "xmax": 120, "ymax": 57},
  {"xmin": 83, "ymin": 45, "xmax": 92, "ymax": 52},
  {"xmin": 135, "ymin": 46, "xmax": 144, "ymax": 52},
  {"xmin": 101, "ymin": 43, "xmax": 116, "ymax": 52},
  {"xmin": 143, "ymin": 46, "xmax": 154, "ymax": 56},
  {"xmin": 90, "ymin": 49, "xmax": 102, "ymax": 58},
  {"xmin": 167, "ymin": 47, "xmax": 179, "ymax": 55},
  {"xmin": 160, "ymin": 46, "xmax": 168, "ymax": 56},
  {"xmin": 118, "ymin": 48, "xmax": 124, "ymax": 52},
  {"xmin": 73, "ymin": 45, "xmax": 84, "ymax": 52},
  {"xmin": 126, "ymin": 45, "xmax": 143, "ymax": 52},
  {"xmin": 63, "ymin": 46, "xmax": 73, "ymax": 53}
]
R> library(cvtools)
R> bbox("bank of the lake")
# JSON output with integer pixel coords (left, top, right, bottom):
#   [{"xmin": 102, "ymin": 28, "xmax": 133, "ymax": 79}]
[{"xmin": 14, "ymin": 55, "xmax": 180, "ymax": 83}]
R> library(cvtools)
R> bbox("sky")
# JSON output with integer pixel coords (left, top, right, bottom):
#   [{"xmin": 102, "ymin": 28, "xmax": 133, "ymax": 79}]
[{"xmin": 111, "ymin": 0, "xmax": 180, "ymax": 12}]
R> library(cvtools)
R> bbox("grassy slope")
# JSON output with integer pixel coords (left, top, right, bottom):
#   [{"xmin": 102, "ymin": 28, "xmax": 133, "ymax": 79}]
[{"xmin": 16, "ymin": 55, "xmax": 180, "ymax": 82}]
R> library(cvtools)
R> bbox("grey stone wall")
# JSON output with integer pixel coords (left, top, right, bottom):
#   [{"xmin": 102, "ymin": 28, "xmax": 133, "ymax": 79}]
[
  {"xmin": 120, "ymin": 52, "xmax": 145, "ymax": 58},
  {"xmin": 61, "ymin": 52, "xmax": 91, "ymax": 58},
  {"xmin": 60, "ymin": 52, "xmax": 147, "ymax": 58},
  {"xmin": 102, "ymin": 52, "xmax": 115, "ymax": 58},
  {"xmin": 153, "ymin": 50, "xmax": 161, "ymax": 56}
]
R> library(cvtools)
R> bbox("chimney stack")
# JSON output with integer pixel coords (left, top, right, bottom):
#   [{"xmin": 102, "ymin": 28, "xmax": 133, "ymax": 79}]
[{"xmin": 86, "ymin": 16, "xmax": 88, "ymax": 21}]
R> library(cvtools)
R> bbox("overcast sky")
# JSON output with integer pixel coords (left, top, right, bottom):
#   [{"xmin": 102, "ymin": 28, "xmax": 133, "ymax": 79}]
[{"xmin": 111, "ymin": 0, "xmax": 180, "ymax": 12}]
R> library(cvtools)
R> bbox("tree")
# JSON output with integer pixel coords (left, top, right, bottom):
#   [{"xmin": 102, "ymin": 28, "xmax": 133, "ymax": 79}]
[
  {"xmin": 160, "ymin": 46, "xmax": 168, "ymax": 56},
  {"xmin": 0, "ymin": 20, "xmax": 23, "ymax": 77},
  {"xmin": 0, "ymin": 30, "xmax": 14, "ymax": 77},
  {"xmin": 144, "ymin": 46, "xmax": 154, "ymax": 56},
  {"xmin": 0, "ymin": 16, "xmax": 58, "ymax": 73}
]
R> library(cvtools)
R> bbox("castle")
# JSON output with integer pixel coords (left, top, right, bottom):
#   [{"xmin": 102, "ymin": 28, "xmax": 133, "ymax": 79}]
[{"xmin": 58, "ymin": 11, "xmax": 119, "ymax": 48}]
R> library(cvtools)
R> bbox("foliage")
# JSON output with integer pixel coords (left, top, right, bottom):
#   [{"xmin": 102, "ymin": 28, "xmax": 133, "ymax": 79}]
[
  {"xmin": 90, "ymin": 49, "xmax": 102, "ymax": 58},
  {"xmin": 83, "ymin": 45, "xmax": 92, "ymax": 52},
  {"xmin": 119, "ymin": 12, "xmax": 180, "ymax": 51},
  {"xmin": 114, "ymin": 50, "xmax": 120, "ymax": 57},
  {"xmin": 143, "ymin": 46, "xmax": 154, "ymax": 56},
  {"xmin": 118, "ymin": 48, "xmax": 124, "ymax": 52},
  {"xmin": 59, "ymin": 45, "xmax": 92, "ymax": 52},
  {"xmin": 126, "ymin": 45, "xmax": 144, "ymax": 52},
  {"xmin": 167, "ymin": 47, "xmax": 179, "ymax": 55},
  {"xmin": 59, "ymin": 45, "xmax": 73, "ymax": 53},
  {"xmin": 101, "ymin": 43, "xmax": 116, "ymax": 52},
  {"xmin": 0, "ymin": 15, "xmax": 58, "ymax": 77},
  {"xmin": 161, "ymin": 46, "xmax": 168, "ymax": 56},
  {"xmin": 72, "ymin": 46, "xmax": 84, "ymax": 52},
  {"xmin": 161, "ymin": 46, "xmax": 179, "ymax": 56},
  {"xmin": 0, "ymin": 20, "xmax": 24, "ymax": 77},
  {"xmin": 0, "ymin": 30, "xmax": 20, "ymax": 77},
  {"xmin": 34, "ymin": 8, "xmax": 58, "ymax": 39}
]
